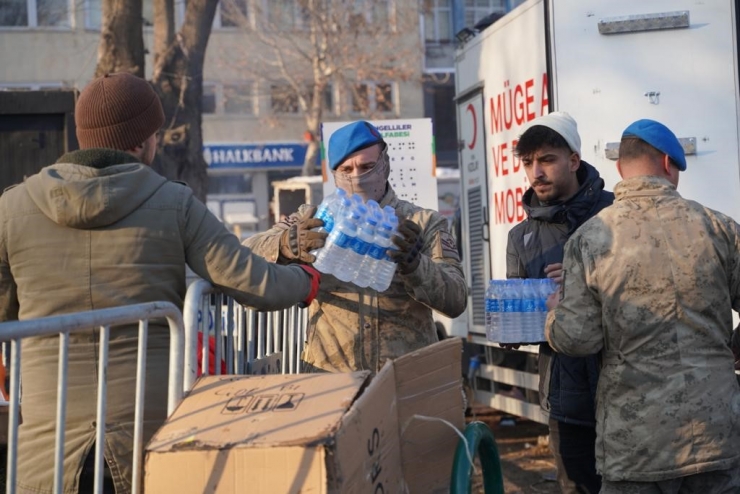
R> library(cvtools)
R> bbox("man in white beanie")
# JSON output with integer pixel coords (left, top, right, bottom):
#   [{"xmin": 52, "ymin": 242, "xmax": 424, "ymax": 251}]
[{"xmin": 504, "ymin": 112, "xmax": 613, "ymax": 493}]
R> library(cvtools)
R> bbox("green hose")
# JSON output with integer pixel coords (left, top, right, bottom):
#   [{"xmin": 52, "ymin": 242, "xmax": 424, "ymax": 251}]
[{"xmin": 450, "ymin": 421, "xmax": 505, "ymax": 494}]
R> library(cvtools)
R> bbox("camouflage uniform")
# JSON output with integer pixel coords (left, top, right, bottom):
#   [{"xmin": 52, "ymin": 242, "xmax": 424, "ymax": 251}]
[
  {"xmin": 546, "ymin": 176, "xmax": 740, "ymax": 483},
  {"xmin": 245, "ymin": 186, "xmax": 467, "ymax": 373}
]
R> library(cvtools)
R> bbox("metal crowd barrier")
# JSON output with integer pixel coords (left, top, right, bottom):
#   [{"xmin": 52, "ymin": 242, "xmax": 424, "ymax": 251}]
[
  {"xmin": 1, "ymin": 301, "xmax": 184, "ymax": 494},
  {"xmin": 183, "ymin": 280, "xmax": 308, "ymax": 391}
]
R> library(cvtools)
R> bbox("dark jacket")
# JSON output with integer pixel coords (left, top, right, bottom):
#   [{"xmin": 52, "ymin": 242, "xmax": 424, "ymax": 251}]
[{"xmin": 506, "ymin": 161, "xmax": 613, "ymax": 426}]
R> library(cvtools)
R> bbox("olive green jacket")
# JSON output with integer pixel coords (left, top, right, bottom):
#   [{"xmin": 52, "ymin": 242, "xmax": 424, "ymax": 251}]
[
  {"xmin": 244, "ymin": 186, "xmax": 467, "ymax": 373},
  {"xmin": 0, "ymin": 149, "xmax": 312, "ymax": 494},
  {"xmin": 546, "ymin": 176, "xmax": 740, "ymax": 482}
]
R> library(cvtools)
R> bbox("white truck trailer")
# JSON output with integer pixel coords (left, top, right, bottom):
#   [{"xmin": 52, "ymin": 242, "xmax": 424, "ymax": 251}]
[{"xmin": 454, "ymin": 0, "xmax": 740, "ymax": 422}]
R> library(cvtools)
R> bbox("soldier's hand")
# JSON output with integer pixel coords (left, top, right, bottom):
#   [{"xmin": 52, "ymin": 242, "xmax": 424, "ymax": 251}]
[
  {"xmin": 544, "ymin": 263, "xmax": 564, "ymax": 284},
  {"xmin": 388, "ymin": 219, "xmax": 423, "ymax": 275},
  {"xmin": 279, "ymin": 206, "xmax": 327, "ymax": 264},
  {"xmin": 546, "ymin": 288, "xmax": 562, "ymax": 311}
]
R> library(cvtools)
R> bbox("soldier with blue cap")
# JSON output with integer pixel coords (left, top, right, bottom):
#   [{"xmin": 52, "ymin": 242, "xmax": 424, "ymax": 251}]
[
  {"xmin": 545, "ymin": 119, "xmax": 740, "ymax": 493},
  {"xmin": 245, "ymin": 120, "xmax": 467, "ymax": 373}
]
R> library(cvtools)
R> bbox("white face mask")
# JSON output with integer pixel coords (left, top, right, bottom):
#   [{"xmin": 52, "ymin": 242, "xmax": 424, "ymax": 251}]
[{"xmin": 332, "ymin": 149, "xmax": 390, "ymax": 202}]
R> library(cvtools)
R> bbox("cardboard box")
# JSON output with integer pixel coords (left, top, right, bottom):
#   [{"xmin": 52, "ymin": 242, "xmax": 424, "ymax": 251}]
[{"xmin": 144, "ymin": 338, "xmax": 464, "ymax": 493}]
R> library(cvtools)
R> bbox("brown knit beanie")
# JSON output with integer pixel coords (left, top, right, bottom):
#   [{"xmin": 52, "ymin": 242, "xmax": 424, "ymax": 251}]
[{"xmin": 75, "ymin": 73, "xmax": 165, "ymax": 150}]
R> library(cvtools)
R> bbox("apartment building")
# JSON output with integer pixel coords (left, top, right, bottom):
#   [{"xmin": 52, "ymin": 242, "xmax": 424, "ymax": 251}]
[{"xmin": 0, "ymin": 0, "xmax": 512, "ymax": 225}]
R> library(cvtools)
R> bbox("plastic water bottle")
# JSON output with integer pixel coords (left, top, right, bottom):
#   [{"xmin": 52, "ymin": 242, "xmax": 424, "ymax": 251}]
[
  {"xmin": 355, "ymin": 201, "xmax": 383, "ymax": 282},
  {"xmin": 382, "ymin": 206, "xmax": 399, "ymax": 258},
  {"xmin": 368, "ymin": 221, "xmax": 397, "ymax": 291},
  {"xmin": 366, "ymin": 200, "xmax": 383, "ymax": 223},
  {"xmin": 314, "ymin": 188, "xmax": 348, "ymax": 234},
  {"xmin": 486, "ymin": 280, "xmax": 502, "ymax": 341},
  {"xmin": 344, "ymin": 204, "xmax": 370, "ymax": 277},
  {"xmin": 353, "ymin": 208, "xmax": 381, "ymax": 287},
  {"xmin": 537, "ymin": 278, "xmax": 558, "ymax": 332},
  {"xmin": 521, "ymin": 279, "xmax": 538, "ymax": 341},
  {"xmin": 501, "ymin": 279, "xmax": 522, "ymax": 342},
  {"xmin": 313, "ymin": 192, "xmax": 335, "ymax": 235},
  {"xmin": 310, "ymin": 189, "xmax": 350, "ymax": 259},
  {"xmin": 314, "ymin": 205, "xmax": 363, "ymax": 279},
  {"xmin": 350, "ymin": 193, "xmax": 364, "ymax": 210},
  {"xmin": 383, "ymin": 206, "xmax": 397, "ymax": 225}
]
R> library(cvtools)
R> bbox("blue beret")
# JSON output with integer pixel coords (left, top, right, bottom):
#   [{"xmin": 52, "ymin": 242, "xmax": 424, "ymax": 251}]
[
  {"xmin": 328, "ymin": 121, "xmax": 384, "ymax": 170},
  {"xmin": 622, "ymin": 119, "xmax": 687, "ymax": 171}
]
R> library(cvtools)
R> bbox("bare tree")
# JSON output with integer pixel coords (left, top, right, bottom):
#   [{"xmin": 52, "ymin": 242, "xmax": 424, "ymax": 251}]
[
  {"xmin": 95, "ymin": 0, "xmax": 218, "ymax": 200},
  {"xmin": 95, "ymin": 0, "xmax": 146, "ymax": 78},
  {"xmin": 219, "ymin": 0, "xmax": 421, "ymax": 176}
]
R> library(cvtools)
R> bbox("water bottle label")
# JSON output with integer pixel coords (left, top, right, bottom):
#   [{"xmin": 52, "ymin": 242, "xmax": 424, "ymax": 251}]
[
  {"xmin": 324, "ymin": 216, "xmax": 334, "ymax": 233},
  {"xmin": 503, "ymin": 299, "xmax": 521, "ymax": 312},
  {"xmin": 522, "ymin": 299, "xmax": 536, "ymax": 312},
  {"xmin": 367, "ymin": 244, "xmax": 386, "ymax": 260},
  {"xmin": 333, "ymin": 231, "xmax": 352, "ymax": 249},
  {"xmin": 486, "ymin": 300, "xmax": 500, "ymax": 312},
  {"xmin": 350, "ymin": 237, "xmax": 371, "ymax": 255}
]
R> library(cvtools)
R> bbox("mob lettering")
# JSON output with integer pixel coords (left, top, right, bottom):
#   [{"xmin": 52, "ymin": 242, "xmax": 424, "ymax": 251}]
[{"xmin": 493, "ymin": 187, "xmax": 526, "ymax": 224}]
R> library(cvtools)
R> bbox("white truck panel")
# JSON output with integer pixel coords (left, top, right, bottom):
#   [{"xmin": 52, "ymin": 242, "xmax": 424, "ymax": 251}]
[
  {"xmin": 552, "ymin": 0, "xmax": 740, "ymax": 219},
  {"xmin": 456, "ymin": 91, "xmax": 491, "ymax": 333}
]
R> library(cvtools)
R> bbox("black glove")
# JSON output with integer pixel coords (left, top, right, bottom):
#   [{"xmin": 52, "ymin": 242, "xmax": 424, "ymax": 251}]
[
  {"xmin": 388, "ymin": 219, "xmax": 423, "ymax": 275},
  {"xmin": 732, "ymin": 324, "xmax": 740, "ymax": 370},
  {"xmin": 279, "ymin": 206, "xmax": 327, "ymax": 264}
]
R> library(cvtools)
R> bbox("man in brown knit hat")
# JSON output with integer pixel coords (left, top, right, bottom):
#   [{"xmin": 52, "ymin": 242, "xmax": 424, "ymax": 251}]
[{"xmin": 0, "ymin": 72, "xmax": 321, "ymax": 494}]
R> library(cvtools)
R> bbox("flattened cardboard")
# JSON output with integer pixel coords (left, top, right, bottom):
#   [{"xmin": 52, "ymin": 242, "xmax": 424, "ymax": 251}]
[
  {"xmin": 144, "ymin": 339, "xmax": 464, "ymax": 494},
  {"xmin": 145, "ymin": 372, "xmax": 369, "ymax": 493},
  {"xmin": 395, "ymin": 337, "xmax": 465, "ymax": 494},
  {"xmin": 148, "ymin": 373, "xmax": 366, "ymax": 450},
  {"xmin": 333, "ymin": 362, "xmax": 404, "ymax": 493}
]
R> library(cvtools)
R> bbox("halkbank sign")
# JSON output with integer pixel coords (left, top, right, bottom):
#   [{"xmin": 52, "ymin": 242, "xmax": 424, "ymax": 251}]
[{"xmin": 204, "ymin": 143, "xmax": 317, "ymax": 170}]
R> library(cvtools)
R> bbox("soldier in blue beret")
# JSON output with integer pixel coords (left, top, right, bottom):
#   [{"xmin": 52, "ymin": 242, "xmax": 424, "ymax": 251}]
[{"xmin": 245, "ymin": 120, "xmax": 467, "ymax": 373}]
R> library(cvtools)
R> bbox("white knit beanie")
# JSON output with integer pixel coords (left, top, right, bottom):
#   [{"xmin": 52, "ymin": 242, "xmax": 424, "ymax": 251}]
[{"xmin": 520, "ymin": 111, "xmax": 581, "ymax": 156}]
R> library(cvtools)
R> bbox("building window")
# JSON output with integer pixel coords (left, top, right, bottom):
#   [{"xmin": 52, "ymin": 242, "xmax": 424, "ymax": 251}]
[
  {"xmin": 266, "ymin": 0, "xmax": 310, "ymax": 31},
  {"xmin": 306, "ymin": 84, "xmax": 334, "ymax": 114},
  {"xmin": 423, "ymin": 78, "xmax": 457, "ymax": 166},
  {"xmin": 202, "ymin": 84, "xmax": 218, "ymax": 114},
  {"xmin": 224, "ymin": 83, "xmax": 254, "ymax": 115},
  {"xmin": 1, "ymin": 0, "xmax": 70, "ymax": 27},
  {"xmin": 423, "ymin": 0, "xmax": 451, "ymax": 43},
  {"xmin": 85, "ymin": 0, "xmax": 101, "ymax": 29},
  {"xmin": 351, "ymin": 82, "xmax": 395, "ymax": 114},
  {"xmin": 464, "ymin": 0, "xmax": 505, "ymax": 28},
  {"xmin": 348, "ymin": 0, "xmax": 389, "ymax": 29},
  {"xmin": 216, "ymin": 0, "xmax": 248, "ymax": 29},
  {"xmin": 0, "ymin": 82, "xmax": 65, "ymax": 91},
  {"xmin": 84, "ymin": 0, "xmax": 155, "ymax": 30},
  {"xmin": 270, "ymin": 84, "xmax": 299, "ymax": 114},
  {"xmin": 83, "ymin": 1, "xmax": 192, "ymax": 31},
  {"xmin": 375, "ymin": 83, "xmax": 393, "ymax": 112}
]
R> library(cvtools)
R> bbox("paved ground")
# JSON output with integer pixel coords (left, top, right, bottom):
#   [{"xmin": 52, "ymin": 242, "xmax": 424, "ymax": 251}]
[{"xmin": 468, "ymin": 405, "xmax": 559, "ymax": 493}]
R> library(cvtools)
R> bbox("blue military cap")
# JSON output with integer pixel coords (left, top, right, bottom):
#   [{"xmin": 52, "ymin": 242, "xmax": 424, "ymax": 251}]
[
  {"xmin": 622, "ymin": 119, "xmax": 687, "ymax": 171},
  {"xmin": 328, "ymin": 121, "xmax": 384, "ymax": 170}
]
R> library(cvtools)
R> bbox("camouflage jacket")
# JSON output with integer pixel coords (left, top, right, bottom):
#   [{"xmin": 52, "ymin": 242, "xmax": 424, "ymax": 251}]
[
  {"xmin": 244, "ymin": 186, "xmax": 467, "ymax": 373},
  {"xmin": 546, "ymin": 176, "xmax": 740, "ymax": 482}
]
